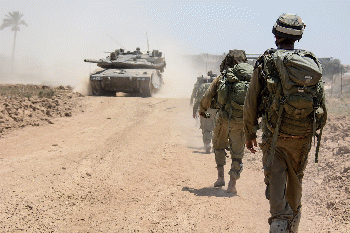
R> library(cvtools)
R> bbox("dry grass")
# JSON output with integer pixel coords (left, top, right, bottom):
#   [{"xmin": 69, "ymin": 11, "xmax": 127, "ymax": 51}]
[
  {"xmin": 0, "ymin": 84, "xmax": 72, "ymax": 99},
  {"xmin": 324, "ymin": 73, "xmax": 350, "ymax": 117},
  {"xmin": 326, "ymin": 95, "xmax": 350, "ymax": 117}
]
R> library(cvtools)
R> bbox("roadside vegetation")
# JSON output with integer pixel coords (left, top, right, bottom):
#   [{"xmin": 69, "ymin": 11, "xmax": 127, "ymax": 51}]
[
  {"xmin": 0, "ymin": 84, "xmax": 84, "ymax": 135},
  {"xmin": 0, "ymin": 84, "xmax": 73, "ymax": 99}
]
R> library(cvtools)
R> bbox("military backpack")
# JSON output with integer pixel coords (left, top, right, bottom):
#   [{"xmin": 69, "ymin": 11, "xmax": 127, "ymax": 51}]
[
  {"xmin": 217, "ymin": 63, "xmax": 254, "ymax": 118},
  {"xmin": 258, "ymin": 49, "xmax": 327, "ymax": 166},
  {"xmin": 258, "ymin": 49, "xmax": 326, "ymax": 137}
]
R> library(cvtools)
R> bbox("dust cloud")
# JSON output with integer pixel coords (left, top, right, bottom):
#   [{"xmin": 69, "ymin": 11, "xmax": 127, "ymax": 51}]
[
  {"xmin": 73, "ymin": 78, "xmax": 92, "ymax": 96},
  {"xmin": 0, "ymin": 40, "xmax": 219, "ymax": 100},
  {"xmin": 0, "ymin": 54, "xmax": 90, "ymax": 88},
  {"xmin": 154, "ymin": 55, "xmax": 199, "ymax": 99},
  {"xmin": 153, "ymin": 41, "xmax": 211, "ymax": 99},
  {"xmin": 0, "ymin": 20, "xmax": 214, "ymax": 100}
]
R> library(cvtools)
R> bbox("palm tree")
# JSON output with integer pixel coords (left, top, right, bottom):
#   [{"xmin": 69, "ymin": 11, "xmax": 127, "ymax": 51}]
[{"xmin": 0, "ymin": 11, "xmax": 28, "ymax": 73}]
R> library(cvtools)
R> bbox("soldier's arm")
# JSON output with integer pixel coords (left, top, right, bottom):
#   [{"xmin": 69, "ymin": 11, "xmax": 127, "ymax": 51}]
[
  {"xmin": 199, "ymin": 76, "xmax": 220, "ymax": 115},
  {"xmin": 243, "ymin": 65, "xmax": 262, "ymax": 142},
  {"xmin": 190, "ymin": 83, "xmax": 199, "ymax": 106},
  {"xmin": 192, "ymin": 87, "xmax": 201, "ymax": 116}
]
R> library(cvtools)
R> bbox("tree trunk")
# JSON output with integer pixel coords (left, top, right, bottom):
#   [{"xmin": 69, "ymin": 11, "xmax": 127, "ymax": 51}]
[{"xmin": 11, "ymin": 30, "xmax": 17, "ymax": 76}]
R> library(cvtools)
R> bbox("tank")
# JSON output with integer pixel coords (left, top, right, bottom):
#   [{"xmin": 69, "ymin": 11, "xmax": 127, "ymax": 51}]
[{"xmin": 84, "ymin": 48, "xmax": 166, "ymax": 97}]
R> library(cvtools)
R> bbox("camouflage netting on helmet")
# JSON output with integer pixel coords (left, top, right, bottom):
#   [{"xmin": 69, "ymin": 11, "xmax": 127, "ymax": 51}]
[
  {"xmin": 272, "ymin": 13, "xmax": 306, "ymax": 41},
  {"xmin": 220, "ymin": 50, "xmax": 248, "ymax": 73}
]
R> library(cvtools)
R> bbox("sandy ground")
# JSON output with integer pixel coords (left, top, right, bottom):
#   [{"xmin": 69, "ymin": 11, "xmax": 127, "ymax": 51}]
[{"xmin": 0, "ymin": 95, "xmax": 349, "ymax": 232}]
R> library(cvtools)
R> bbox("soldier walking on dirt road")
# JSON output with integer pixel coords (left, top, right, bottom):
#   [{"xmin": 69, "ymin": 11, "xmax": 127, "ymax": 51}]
[
  {"xmin": 190, "ymin": 76, "xmax": 204, "ymax": 107},
  {"xmin": 200, "ymin": 50, "xmax": 253, "ymax": 194},
  {"xmin": 192, "ymin": 76, "xmax": 217, "ymax": 154},
  {"xmin": 243, "ymin": 13, "xmax": 327, "ymax": 232}
]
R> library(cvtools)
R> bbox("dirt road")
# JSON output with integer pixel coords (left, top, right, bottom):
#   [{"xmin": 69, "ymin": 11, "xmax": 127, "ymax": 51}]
[{"xmin": 0, "ymin": 96, "xmax": 346, "ymax": 232}]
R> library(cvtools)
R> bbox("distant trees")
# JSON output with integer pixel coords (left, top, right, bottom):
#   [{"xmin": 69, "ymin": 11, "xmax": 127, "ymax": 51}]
[
  {"xmin": 319, "ymin": 58, "xmax": 346, "ymax": 76},
  {"xmin": 318, "ymin": 58, "xmax": 350, "ymax": 96},
  {"xmin": 0, "ymin": 11, "xmax": 28, "ymax": 73}
]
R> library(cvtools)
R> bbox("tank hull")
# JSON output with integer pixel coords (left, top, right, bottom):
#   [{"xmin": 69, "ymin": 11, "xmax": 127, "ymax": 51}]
[{"xmin": 89, "ymin": 68, "xmax": 163, "ymax": 97}]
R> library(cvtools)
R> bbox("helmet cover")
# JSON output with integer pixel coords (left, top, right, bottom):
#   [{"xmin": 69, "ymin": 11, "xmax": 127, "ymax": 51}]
[{"xmin": 272, "ymin": 13, "xmax": 306, "ymax": 40}]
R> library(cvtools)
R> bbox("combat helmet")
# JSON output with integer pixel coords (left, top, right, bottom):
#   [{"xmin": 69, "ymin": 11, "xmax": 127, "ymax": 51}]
[
  {"xmin": 220, "ymin": 50, "xmax": 247, "ymax": 73},
  {"xmin": 272, "ymin": 13, "xmax": 306, "ymax": 41}
]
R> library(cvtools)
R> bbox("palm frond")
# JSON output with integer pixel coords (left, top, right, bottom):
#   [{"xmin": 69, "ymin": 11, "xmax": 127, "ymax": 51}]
[
  {"xmin": 0, "ymin": 20, "xmax": 12, "ymax": 30},
  {"xmin": 0, "ymin": 11, "xmax": 27, "ymax": 31},
  {"xmin": 19, "ymin": 19, "xmax": 28, "ymax": 27}
]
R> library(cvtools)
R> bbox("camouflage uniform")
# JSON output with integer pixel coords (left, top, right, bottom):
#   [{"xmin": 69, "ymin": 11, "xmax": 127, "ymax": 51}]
[
  {"xmin": 200, "ymin": 75, "xmax": 245, "ymax": 181},
  {"xmin": 190, "ymin": 76, "xmax": 204, "ymax": 106},
  {"xmin": 199, "ymin": 50, "xmax": 251, "ymax": 194},
  {"xmin": 193, "ymin": 82, "xmax": 216, "ymax": 153},
  {"xmin": 244, "ymin": 60, "xmax": 322, "ymax": 228},
  {"xmin": 243, "ymin": 13, "xmax": 327, "ymax": 233}
]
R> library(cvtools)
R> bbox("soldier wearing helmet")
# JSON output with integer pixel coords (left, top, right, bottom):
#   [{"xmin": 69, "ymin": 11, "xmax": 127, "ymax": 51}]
[
  {"xmin": 220, "ymin": 50, "xmax": 248, "ymax": 73},
  {"xmin": 190, "ymin": 76, "xmax": 205, "ymax": 106},
  {"xmin": 192, "ymin": 75, "xmax": 217, "ymax": 154},
  {"xmin": 243, "ymin": 13, "xmax": 327, "ymax": 232},
  {"xmin": 200, "ymin": 50, "xmax": 253, "ymax": 194}
]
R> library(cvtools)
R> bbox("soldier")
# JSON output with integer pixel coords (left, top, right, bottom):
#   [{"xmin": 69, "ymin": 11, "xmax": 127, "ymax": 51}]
[
  {"xmin": 110, "ymin": 52, "xmax": 117, "ymax": 61},
  {"xmin": 135, "ymin": 47, "xmax": 142, "ymax": 54},
  {"xmin": 199, "ymin": 50, "xmax": 253, "ymax": 194},
  {"xmin": 190, "ymin": 76, "xmax": 204, "ymax": 106},
  {"xmin": 220, "ymin": 50, "xmax": 237, "ymax": 73},
  {"xmin": 243, "ymin": 14, "xmax": 327, "ymax": 232},
  {"xmin": 192, "ymin": 76, "xmax": 217, "ymax": 154}
]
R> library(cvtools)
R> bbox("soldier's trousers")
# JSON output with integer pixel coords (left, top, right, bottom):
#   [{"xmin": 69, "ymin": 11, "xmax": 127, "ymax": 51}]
[
  {"xmin": 259, "ymin": 135, "xmax": 312, "ymax": 224},
  {"xmin": 200, "ymin": 108, "xmax": 216, "ymax": 146},
  {"xmin": 212, "ymin": 116, "xmax": 245, "ymax": 179}
]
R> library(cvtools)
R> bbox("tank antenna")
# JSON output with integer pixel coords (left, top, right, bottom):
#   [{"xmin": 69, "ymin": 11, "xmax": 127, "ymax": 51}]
[
  {"xmin": 106, "ymin": 34, "xmax": 125, "ymax": 49},
  {"xmin": 206, "ymin": 53, "xmax": 208, "ymax": 74},
  {"xmin": 146, "ymin": 31, "xmax": 150, "ymax": 52}
]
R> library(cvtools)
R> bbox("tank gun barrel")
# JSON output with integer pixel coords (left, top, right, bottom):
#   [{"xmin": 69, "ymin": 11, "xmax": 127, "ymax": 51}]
[{"xmin": 84, "ymin": 59, "xmax": 111, "ymax": 64}]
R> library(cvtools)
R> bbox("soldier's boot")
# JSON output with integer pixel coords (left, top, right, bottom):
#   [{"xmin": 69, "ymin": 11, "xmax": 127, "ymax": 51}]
[
  {"xmin": 226, "ymin": 176, "xmax": 237, "ymax": 194},
  {"xmin": 289, "ymin": 211, "xmax": 301, "ymax": 233},
  {"xmin": 214, "ymin": 166, "xmax": 225, "ymax": 187},
  {"xmin": 269, "ymin": 219, "xmax": 289, "ymax": 233}
]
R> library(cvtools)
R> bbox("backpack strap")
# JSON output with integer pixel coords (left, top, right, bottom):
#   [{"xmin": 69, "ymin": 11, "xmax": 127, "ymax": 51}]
[
  {"xmin": 217, "ymin": 72, "xmax": 228, "ymax": 110},
  {"xmin": 226, "ymin": 82, "xmax": 234, "ymax": 119},
  {"xmin": 265, "ymin": 82, "xmax": 284, "ymax": 169}
]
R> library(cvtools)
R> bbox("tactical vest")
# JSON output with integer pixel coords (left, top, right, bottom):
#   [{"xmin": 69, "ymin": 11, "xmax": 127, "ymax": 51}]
[
  {"xmin": 217, "ymin": 63, "xmax": 254, "ymax": 118},
  {"xmin": 258, "ymin": 49, "xmax": 326, "ymax": 137},
  {"xmin": 196, "ymin": 83, "xmax": 212, "ymax": 100}
]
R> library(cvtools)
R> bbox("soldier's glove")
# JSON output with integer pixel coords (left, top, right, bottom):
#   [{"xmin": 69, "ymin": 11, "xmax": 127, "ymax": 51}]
[{"xmin": 200, "ymin": 112, "xmax": 210, "ymax": 119}]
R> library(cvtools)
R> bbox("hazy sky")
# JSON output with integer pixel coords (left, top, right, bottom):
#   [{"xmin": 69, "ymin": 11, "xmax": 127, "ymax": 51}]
[{"xmin": 0, "ymin": 0, "xmax": 349, "ymax": 93}]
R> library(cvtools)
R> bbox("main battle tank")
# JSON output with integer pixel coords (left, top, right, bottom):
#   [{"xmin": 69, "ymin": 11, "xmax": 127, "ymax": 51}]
[{"xmin": 84, "ymin": 48, "xmax": 166, "ymax": 97}]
